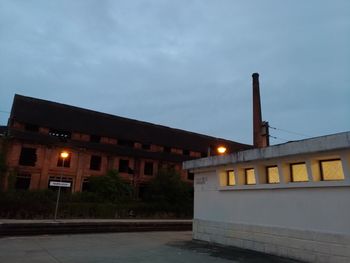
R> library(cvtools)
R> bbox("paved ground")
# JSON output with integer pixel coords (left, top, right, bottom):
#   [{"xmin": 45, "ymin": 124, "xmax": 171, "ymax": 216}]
[{"xmin": 0, "ymin": 231, "xmax": 302, "ymax": 263}]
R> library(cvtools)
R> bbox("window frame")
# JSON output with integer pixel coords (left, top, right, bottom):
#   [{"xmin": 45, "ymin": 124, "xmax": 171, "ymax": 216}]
[
  {"xmin": 226, "ymin": 170, "xmax": 235, "ymax": 186},
  {"xmin": 266, "ymin": 165, "xmax": 280, "ymax": 184},
  {"xmin": 244, "ymin": 168, "xmax": 256, "ymax": 185},
  {"xmin": 290, "ymin": 162, "xmax": 309, "ymax": 182},
  {"xmin": 319, "ymin": 158, "xmax": 344, "ymax": 181},
  {"xmin": 90, "ymin": 155, "xmax": 102, "ymax": 171}
]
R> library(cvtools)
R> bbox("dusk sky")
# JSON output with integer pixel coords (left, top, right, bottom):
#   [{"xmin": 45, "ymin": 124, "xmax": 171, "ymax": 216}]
[{"xmin": 1, "ymin": 1, "xmax": 349, "ymax": 145}]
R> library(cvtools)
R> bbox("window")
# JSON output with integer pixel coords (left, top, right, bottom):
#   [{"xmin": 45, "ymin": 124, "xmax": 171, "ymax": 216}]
[
  {"xmin": 183, "ymin": 149, "xmax": 190, "ymax": 156},
  {"xmin": 226, "ymin": 170, "xmax": 235, "ymax": 186},
  {"xmin": 82, "ymin": 178, "xmax": 89, "ymax": 192},
  {"xmin": 142, "ymin": 144, "xmax": 151, "ymax": 150},
  {"xmin": 57, "ymin": 153, "xmax": 71, "ymax": 168},
  {"xmin": 25, "ymin": 123, "xmax": 39, "ymax": 132},
  {"xmin": 320, "ymin": 159, "xmax": 344, "ymax": 181},
  {"xmin": 19, "ymin": 147, "xmax": 37, "ymax": 166},
  {"xmin": 119, "ymin": 159, "xmax": 132, "ymax": 173},
  {"xmin": 267, "ymin": 166, "xmax": 280, "ymax": 184},
  {"xmin": 144, "ymin": 161, "xmax": 154, "ymax": 176},
  {"xmin": 290, "ymin": 163, "xmax": 308, "ymax": 182},
  {"xmin": 90, "ymin": 135, "xmax": 101, "ymax": 143},
  {"xmin": 15, "ymin": 173, "xmax": 31, "ymax": 190},
  {"xmin": 245, "ymin": 168, "xmax": 256, "ymax": 185},
  {"xmin": 49, "ymin": 129, "xmax": 71, "ymax": 139},
  {"xmin": 163, "ymin": 146, "xmax": 171, "ymax": 153},
  {"xmin": 90, "ymin": 155, "xmax": 102, "ymax": 171},
  {"xmin": 118, "ymin": 139, "xmax": 134, "ymax": 148}
]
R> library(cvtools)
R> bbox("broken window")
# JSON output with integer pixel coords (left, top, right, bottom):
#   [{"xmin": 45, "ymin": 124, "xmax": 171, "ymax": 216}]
[
  {"xmin": 19, "ymin": 147, "xmax": 37, "ymax": 166},
  {"xmin": 142, "ymin": 144, "xmax": 151, "ymax": 150},
  {"xmin": 25, "ymin": 123, "xmax": 39, "ymax": 132},
  {"xmin": 15, "ymin": 173, "xmax": 31, "ymax": 190},
  {"xmin": 144, "ymin": 161, "xmax": 154, "ymax": 176},
  {"xmin": 119, "ymin": 159, "xmax": 132, "ymax": 174},
  {"xmin": 118, "ymin": 139, "xmax": 134, "ymax": 148},
  {"xmin": 183, "ymin": 149, "xmax": 190, "ymax": 156},
  {"xmin": 90, "ymin": 135, "xmax": 101, "ymax": 143},
  {"xmin": 90, "ymin": 155, "xmax": 102, "ymax": 171},
  {"xmin": 57, "ymin": 153, "xmax": 71, "ymax": 168},
  {"xmin": 163, "ymin": 147, "xmax": 171, "ymax": 153},
  {"xmin": 49, "ymin": 128, "xmax": 71, "ymax": 139}
]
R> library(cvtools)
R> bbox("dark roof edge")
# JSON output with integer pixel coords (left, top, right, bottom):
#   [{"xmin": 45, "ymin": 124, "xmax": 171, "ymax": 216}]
[{"xmin": 13, "ymin": 94, "xmax": 251, "ymax": 147}]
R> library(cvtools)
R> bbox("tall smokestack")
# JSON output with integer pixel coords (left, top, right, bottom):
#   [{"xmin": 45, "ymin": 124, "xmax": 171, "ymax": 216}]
[{"xmin": 252, "ymin": 73, "xmax": 269, "ymax": 148}]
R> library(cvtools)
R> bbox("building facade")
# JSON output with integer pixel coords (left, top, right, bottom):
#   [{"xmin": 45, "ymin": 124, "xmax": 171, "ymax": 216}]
[
  {"xmin": 184, "ymin": 131, "xmax": 350, "ymax": 263},
  {"xmin": 0, "ymin": 94, "xmax": 251, "ymax": 195}
]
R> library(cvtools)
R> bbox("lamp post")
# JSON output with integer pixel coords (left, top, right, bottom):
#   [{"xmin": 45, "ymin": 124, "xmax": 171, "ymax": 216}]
[{"xmin": 54, "ymin": 151, "xmax": 69, "ymax": 221}]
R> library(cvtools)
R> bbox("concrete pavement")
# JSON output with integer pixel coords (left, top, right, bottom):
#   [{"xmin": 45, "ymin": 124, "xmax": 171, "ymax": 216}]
[{"xmin": 0, "ymin": 231, "xmax": 302, "ymax": 263}]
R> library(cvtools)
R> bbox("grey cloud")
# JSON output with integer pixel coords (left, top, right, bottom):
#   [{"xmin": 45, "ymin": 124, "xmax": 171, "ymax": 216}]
[{"xmin": 0, "ymin": 0, "xmax": 349, "ymax": 145}]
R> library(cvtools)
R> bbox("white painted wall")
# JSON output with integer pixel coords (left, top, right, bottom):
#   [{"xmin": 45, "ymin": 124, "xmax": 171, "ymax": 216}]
[{"xmin": 194, "ymin": 171, "xmax": 350, "ymax": 235}]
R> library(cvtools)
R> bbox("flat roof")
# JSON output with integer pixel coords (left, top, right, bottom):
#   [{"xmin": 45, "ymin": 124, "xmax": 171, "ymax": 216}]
[{"xmin": 183, "ymin": 131, "xmax": 350, "ymax": 170}]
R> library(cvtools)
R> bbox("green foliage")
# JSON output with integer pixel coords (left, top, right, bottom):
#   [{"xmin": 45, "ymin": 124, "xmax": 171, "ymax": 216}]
[
  {"xmin": 87, "ymin": 169, "xmax": 133, "ymax": 202},
  {"xmin": 0, "ymin": 169, "xmax": 193, "ymax": 219},
  {"xmin": 144, "ymin": 168, "xmax": 193, "ymax": 216}
]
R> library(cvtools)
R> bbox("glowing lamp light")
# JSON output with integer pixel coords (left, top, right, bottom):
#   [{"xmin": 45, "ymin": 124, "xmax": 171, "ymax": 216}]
[
  {"xmin": 60, "ymin": 151, "xmax": 69, "ymax": 159},
  {"xmin": 217, "ymin": 146, "xmax": 227, "ymax": 154}
]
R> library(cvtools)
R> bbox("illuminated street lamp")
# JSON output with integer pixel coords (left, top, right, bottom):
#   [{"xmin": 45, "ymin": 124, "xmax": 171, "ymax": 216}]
[
  {"xmin": 54, "ymin": 151, "xmax": 69, "ymax": 221},
  {"xmin": 217, "ymin": 146, "xmax": 227, "ymax": 155}
]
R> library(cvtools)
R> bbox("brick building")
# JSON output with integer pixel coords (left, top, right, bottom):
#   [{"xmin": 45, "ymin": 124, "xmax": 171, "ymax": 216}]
[{"xmin": 1, "ymin": 94, "xmax": 251, "ymax": 195}]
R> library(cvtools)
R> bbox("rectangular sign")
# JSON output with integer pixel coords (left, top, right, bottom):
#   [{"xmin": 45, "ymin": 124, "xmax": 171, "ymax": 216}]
[{"xmin": 49, "ymin": 181, "xmax": 71, "ymax": 187}]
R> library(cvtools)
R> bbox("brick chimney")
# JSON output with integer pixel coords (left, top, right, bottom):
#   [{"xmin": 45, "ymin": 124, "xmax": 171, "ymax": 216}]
[{"xmin": 252, "ymin": 73, "xmax": 269, "ymax": 148}]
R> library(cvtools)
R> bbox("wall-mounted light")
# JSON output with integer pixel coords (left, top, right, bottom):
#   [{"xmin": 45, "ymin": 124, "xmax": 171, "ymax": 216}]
[{"xmin": 217, "ymin": 146, "xmax": 227, "ymax": 154}]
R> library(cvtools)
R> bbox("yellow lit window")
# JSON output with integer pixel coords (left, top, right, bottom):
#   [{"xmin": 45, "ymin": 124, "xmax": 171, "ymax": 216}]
[
  {"xmin": 291, "ymin": 163, "xmax": 308, "ymax": 182},
  {"xmin": 267, "ymin": 166, "xmax": 280, "ymax": 184},
  {"xmin": 226, "ymin": 170, "xmax": 235, "ymax": 186},
  {"xmin": 245, "ymin": 168, "xmax": 256, "ymax": 185},
  {"xmin": 320, "ymin": 159, "xmax": 344, "ymax": 181}
]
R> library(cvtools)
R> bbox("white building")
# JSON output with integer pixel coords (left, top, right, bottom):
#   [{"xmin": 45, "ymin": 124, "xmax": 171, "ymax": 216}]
[{"xmin": 184, "ymin": 131, "xmax": 350, "ymax": 263}]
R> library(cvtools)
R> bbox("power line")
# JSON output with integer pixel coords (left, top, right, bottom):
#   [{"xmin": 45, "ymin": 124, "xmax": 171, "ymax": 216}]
[
  {"xmin": 269, "ymin": 134, "xmax": 290, "ymax": 142},
  {"xmin": 0, "ymin": 110, "xmax": 10, "ymax": 114},
  {"xmin": 268, "ymin": 125, "xmax": 311, "ymax": 138}
]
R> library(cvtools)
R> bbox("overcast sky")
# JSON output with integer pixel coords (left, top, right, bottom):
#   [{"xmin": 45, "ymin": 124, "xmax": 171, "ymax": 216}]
[{"xmin": 0, "ymin": 0, "xmax": 349, "ymax": 145}]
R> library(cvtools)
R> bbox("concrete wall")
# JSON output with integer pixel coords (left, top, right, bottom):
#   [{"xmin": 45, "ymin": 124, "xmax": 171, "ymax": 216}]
[{"xmin": 190, "ymin": 145, "xmax": 350, "ymax": 263}]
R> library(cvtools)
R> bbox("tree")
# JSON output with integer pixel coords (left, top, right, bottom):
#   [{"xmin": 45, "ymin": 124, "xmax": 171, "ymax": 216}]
[
  {"xmin": 87, "ymin": 170, "xmax": 133, "ymax": 202},
  {"xmin": 144, "ymin": 168, "xmax": 193, "ymax": 211}
]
